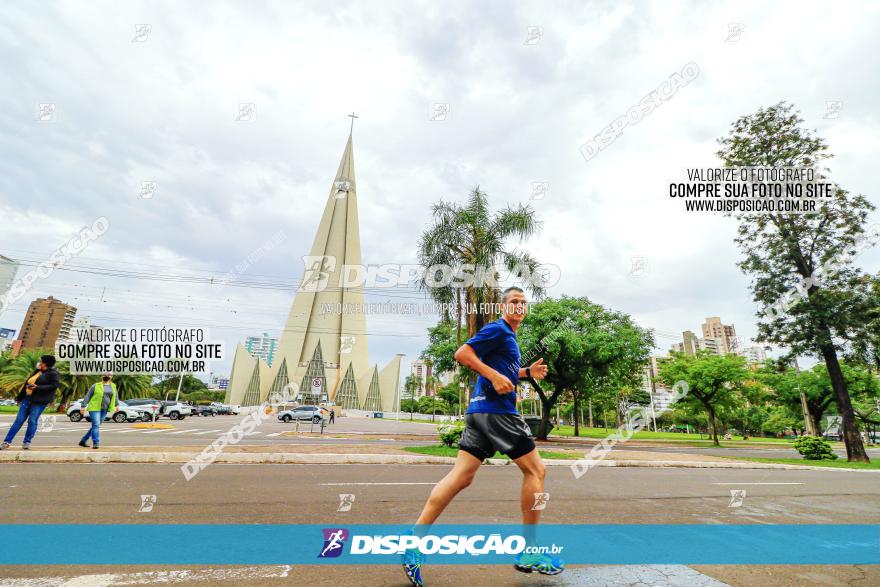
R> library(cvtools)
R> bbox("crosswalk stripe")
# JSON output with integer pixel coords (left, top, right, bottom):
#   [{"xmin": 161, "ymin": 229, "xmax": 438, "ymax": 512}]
[{"xmin": 192, "ymin": 430, "xmax": 223, "ymax": 435}]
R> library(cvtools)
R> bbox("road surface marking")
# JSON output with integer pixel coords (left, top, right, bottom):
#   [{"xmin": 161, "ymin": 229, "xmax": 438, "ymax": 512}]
[
  {"xmin": 266, "ymin": 432, "xmax": 283, "ymax": 437},
  {"xmin": 320, "ymin": 482, "xmax": 437, "ymax": 486},
  {"xmin": 140, "ymin": 429, "xmax": 169, "ymax": 434},
  {"xmin": 712, "ymin": 482, "xmax": 803, "ymax": 485},
  {"xmin": 192, "ymin": 430, "xmax": 223, "ymax": 435},
  {"xmin": 0, "ymin": 565, "xmax": 292, "ymax": 586},
  {"xmin": 170, "ymin": 430, "xmax": 190, "ymax": 435}
]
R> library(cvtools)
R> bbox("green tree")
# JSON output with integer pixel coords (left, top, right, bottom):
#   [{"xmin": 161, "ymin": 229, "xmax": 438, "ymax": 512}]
[
  {"xmin": 418, "ymin": 187, "xmax": 544, "ymax": 346},
  {"xmin": 55, "ymin": 362, "xmax": 96, "ymax": 412},
  {"xmin": 518, "ymin": 296, "xmax": 654, "ymax": 439},
  {"xmin": 849, "ymin": 273, "xmax": 880, "ymax": 371},
  {"xmin": 0, "ymin": 349, "xmax": 45, "ymax": 397},
  {"xmin": 421, "ymin": 320, "xmax": 458, "ymax": 375},
  {"xmin": 716, "ymin": 102, "xmax": 876, "ymax": 462},
  {"xmin": 658, "ymin": 352, "xmax": 751, "ymax": 446},
  {"xmin": 152, "ymin": 374, "xmax": 207, "ymax": 398},
  {"xmin": 113, "ymin": 374, "xmax": 153, "ymax": 401}
]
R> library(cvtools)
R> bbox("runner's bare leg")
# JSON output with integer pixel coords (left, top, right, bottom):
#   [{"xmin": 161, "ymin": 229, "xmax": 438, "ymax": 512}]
[
  {"xmin": 514, "ymin": 448, "xmax": 546, "ymax": 544},
  {"xmin": 415, "ymin": 450, "xmax": 483, "ymax": 529}
]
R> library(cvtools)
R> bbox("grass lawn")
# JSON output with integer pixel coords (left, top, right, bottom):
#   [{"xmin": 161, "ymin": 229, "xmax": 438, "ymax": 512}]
[
  {"xmin": 723, "ymin": 456, "xmax": 880, "ymax": 470},
  {"xmin": 0, "ymin": 405, "xmax": 68, "ymax": 414},
  {"xmin": 404, "ymin": 445, "xmax": 573, "ymax": 460},
  {"xmin": 551, "ymin": 425, "xmax": 796, "ymax": 444}
]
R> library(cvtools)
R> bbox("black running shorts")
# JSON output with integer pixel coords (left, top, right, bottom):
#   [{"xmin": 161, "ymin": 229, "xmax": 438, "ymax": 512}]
[{"xmin": 458, "ymin": 413, "xmax": 536, "ymax": 461}]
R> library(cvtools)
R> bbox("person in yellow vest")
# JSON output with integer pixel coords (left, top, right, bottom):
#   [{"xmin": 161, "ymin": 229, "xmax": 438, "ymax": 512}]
[{"xmin": 78, "ymin": 372, "xmax": 117, "ymax": 449}]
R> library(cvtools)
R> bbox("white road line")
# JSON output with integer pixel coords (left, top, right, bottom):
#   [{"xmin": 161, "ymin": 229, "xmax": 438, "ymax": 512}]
[
  {"xmin": 114, "ymin": 429, "xmax": 138, "ymax": 434},
  {"xmin": 169, "ymin": 430, "xmax": 190, "ymax": 435},
  {"xmin": 0, "ymin": 565, "xmax": 292, "ymax": 586},
  {"xmin": 320, "ymin": 482, "xmax": 437, "ymax": 486},
  {"xmin": 711, "ymin": 482, "xmax": 803, "ymax": 485},
  {"xmin": 192, "ymin": 430, "xmax": 223, "ymax": 435},
  {"xmin": 140, "ymin": 429, "xmax": 170, "ymax": 434},
  {"xmin": 266, "ymin": 432, "xmax": 283, "ymax": 437}
]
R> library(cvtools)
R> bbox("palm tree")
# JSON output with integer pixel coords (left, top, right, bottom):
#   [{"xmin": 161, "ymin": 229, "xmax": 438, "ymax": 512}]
[
  {"xmin": 418, "ymin": 186, "xmax": 544, "ymax": 344},
  {"xmin": 0, "ymin": 349, "xmax": 45, "ymax": 397},
  {"xmin": 112, "ymin": 374, "xmax": 152, "ymax": 401},
  {"xmin": 55, "ymin": 362, "xmax": 96, "ymax": 412}
]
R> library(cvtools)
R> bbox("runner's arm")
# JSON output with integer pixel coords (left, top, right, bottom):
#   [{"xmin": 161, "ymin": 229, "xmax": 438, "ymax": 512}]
[{"xmin": 454, "ymin": 344, "xmax": 515, "ymax": 393}]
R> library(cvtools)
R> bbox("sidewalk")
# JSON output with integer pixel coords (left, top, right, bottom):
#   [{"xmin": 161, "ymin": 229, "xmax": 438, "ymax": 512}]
[{"xmin": 1, "ymin": 443, "xmax": 874, "ymax": 471}]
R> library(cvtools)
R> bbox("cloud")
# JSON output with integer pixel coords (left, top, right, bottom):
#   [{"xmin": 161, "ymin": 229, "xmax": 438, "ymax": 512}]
[{"xmin": 0, "ymin": 0, "xmax": 877, "ymax": 377}]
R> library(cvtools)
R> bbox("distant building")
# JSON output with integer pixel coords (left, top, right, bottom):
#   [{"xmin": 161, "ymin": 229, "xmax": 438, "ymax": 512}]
[
  {"xmin": 738, "ymin": 345, "xmax": 767, "ymax": 364},
  {"xmin": 66, "ymin": 316, "xmax": 101, "ymax": 340},
  {"xmin": 210, "ymin": 374, "xmax": 230, "ymax": 390},
  {"xmin": 18, "ymin": 296, "xmax": 77, "ymax": 351},
  {"xmin": 701, "ymin": 317, "xmax": 738, "ymax": 353},
  {"xmin": 0, "ymin": 255, "xmax": 19, "ymax": 302},
  {"xmin": 670, "ymin": 318, "xmax": 738, "ymax": 357},
  {"xmin": 244, "ymin": 332, "xmax": 278, "ymax": 367},
  {"xmin": 0, "ymin": 328, "xmax": 17, "ymax": 354},
  {"xmin": 410, "ymin": 359, "xmax": 431, "ymax": 398}
]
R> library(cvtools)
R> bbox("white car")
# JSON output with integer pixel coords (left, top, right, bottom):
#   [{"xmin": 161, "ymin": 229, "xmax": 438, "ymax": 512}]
[
  {"xmin": 159, "ymin": 401, "xmax": 193, "ymax": 420},
  {"xmin": 67, "ymin": 400, "xmax": 145, "ymax": 423}
]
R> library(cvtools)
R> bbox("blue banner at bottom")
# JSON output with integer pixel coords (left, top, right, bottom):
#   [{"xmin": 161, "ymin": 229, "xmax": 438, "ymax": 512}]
[{"xmin": 0, "ymin": 524, "xmax": 876, "ymax": 565}]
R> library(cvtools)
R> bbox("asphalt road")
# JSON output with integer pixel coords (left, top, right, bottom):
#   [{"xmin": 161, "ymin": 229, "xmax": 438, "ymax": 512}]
[
  {"xmin": 0, "ymin": 462, "xmax": 877, "ymax": 586},
  {"xmin": 4, "ymin": 413, "xmax": 877, "ymax": 461}
]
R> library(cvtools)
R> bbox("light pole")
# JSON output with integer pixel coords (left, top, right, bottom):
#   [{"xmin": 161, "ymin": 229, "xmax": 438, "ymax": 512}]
[{"xmin": 394, "ymin": 353, "xmax": 405, "ymax": 420}]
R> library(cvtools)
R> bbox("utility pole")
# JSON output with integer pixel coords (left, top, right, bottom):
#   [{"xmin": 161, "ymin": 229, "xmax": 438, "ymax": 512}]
[{"xmin": 175, "ymin": 371, "xmax": 185, "ymax": 402}]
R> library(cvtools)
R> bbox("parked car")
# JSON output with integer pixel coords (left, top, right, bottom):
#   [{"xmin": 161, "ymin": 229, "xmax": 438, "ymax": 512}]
[
  {"xmin": 0, "ymin": 399, "xmax": 17, "ymax": 406},
  {"xmin": 158, "ymin": 400, "xmax": 192, "ymax": 420},
  {"xmin": 277, "ymin": 405, "xmax": 324, "ymax": 424},
  {"xmin": 210, "ymin": 402, "xmax": 239, "ymax": 415},
  {"xmin": 124, "ymin": 398, "xmax": 164, "ymax": 421},
  {"xmin": 67, "ymin": 400, "xmax": 145, "ymax": 423},
  {"xmin": 192, "ymin": 405, "xmax": 217, "ymax": 417}
]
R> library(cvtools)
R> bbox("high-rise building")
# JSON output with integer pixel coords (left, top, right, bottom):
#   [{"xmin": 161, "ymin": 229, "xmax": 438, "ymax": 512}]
[
  {"xmin": 18, "ymin": 296, "xmax": 77, "ymax": 350},
  {"xmin": 0, "ymin": 255, "xmax": 19, "ymax": 301},
  {"xmin": 0, "ymin": 328, "xmax": 16, "ymax": 354},
  {"xmin": 225, "ymin": 128, "xmax": 402, "ymax": 409},
  {"xmin": 244, "ymin": 332, "xmax": 278, "ymax": 367},
  {"xmin": 67, "ymin": 316, "xmax": 101, "ymax": 340},
  {"xmin": 410, "ymin": 359, "xmax": 429, "ymax": 398},
  {"xmin": 701, "ymin": 317, "xmax": 738, "ymax": 353}
]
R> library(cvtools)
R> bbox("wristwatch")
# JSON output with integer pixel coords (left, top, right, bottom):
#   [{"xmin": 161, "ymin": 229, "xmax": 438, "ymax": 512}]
[{"xmin": 525, "ymin": 367, "xmax": 531, "ymax": 378}]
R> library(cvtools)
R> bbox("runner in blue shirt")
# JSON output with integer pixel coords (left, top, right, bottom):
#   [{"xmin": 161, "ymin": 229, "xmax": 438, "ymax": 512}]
[{"xmin": 403, "ymin": 286, "xmax": 564, "ymax": 585}]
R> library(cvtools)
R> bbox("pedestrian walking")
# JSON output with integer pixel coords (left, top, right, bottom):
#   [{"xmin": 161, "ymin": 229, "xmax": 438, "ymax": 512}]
[
  {"xmin": 78, "ymin": 372, "xmax": 117, "ymax": 449},
  {"xmin": 1, "ymin": 355, "xmax": 60, "ymax": 450}
]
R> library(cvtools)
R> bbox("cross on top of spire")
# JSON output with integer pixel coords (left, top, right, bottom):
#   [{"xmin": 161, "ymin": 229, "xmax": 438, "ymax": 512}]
[{"xmin": 347, "ymin": 111, "xmax": 358, "ymax": 134}]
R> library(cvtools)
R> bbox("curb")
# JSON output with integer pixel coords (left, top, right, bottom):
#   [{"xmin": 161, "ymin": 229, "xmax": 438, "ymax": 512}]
[{"xmin": 1, "ymin": 451, "xmax": 877, "ymax": 471}]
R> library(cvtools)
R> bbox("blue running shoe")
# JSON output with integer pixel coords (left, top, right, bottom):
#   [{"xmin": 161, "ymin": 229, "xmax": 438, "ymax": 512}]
[
  {"xmin": 402, "ymin": 547, "xmax": 425, "ymax": 586},
  {"xmin": 514, "ymin": 552, "xmax": 565, "ymax": 575}
]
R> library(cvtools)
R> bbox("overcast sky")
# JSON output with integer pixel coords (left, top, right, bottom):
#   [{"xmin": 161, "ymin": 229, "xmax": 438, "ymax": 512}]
[{"xmin": 1, "ymin": 0, "xmax": 878, "ymax": 380}]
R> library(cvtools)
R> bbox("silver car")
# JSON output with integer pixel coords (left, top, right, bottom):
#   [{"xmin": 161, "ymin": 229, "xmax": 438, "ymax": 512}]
[
  {"xmin": 67, "ymin": 400, "xmax": 145, "ymax": 423},
  {"xmin": 277, "ymin": 405, "xmax": 324, "ymax": 424}
]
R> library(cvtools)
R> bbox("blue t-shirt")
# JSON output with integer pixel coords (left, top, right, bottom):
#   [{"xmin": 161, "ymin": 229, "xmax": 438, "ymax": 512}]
[{"xmin": 465, "ymin": 318, "xmax": 521, "ymax": 415}]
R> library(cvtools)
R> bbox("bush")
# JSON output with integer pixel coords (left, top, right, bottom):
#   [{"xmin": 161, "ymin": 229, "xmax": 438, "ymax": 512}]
[
  {"xmin": 437, "ymin": 421, "xmax": 465, "ymax": 447},
  {"xmin": 793, "ymin": 435, "xmax": 838, "ymax": 460}
]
